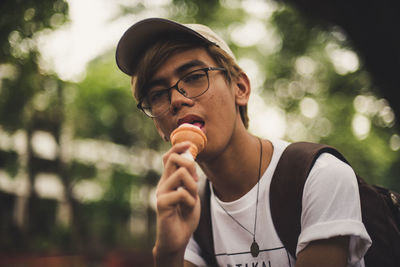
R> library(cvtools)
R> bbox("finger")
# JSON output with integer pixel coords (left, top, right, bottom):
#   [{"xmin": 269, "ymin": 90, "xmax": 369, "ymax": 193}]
[
  {"xmin": 158, "ymin": 167, "xmax": 198, "ymax": 198},
  {"xmin": 165, "ymin": 153, "xmax": 198, "ymax": 180},
  {"xmin": 156, "ymin": 188, "xmax": 197, "ymax": 212},
  {"xmin": 161, "ymin": 153, "xmax": 199, "ymax": 184},
  {"xmin": 162, "ymin": 141, "xmax": 192, "ymax": 166}
]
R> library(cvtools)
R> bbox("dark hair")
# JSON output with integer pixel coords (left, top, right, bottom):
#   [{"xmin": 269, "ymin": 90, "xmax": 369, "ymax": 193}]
[{"xmin": 131, "ymin": 33, "xmax": 249, "ymax": 128}]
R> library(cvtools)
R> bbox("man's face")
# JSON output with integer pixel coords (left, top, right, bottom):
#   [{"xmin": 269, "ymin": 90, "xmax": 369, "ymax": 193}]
[{"xmin": 147, "ymin": 48, "xmax": 244, "ymax": 160}]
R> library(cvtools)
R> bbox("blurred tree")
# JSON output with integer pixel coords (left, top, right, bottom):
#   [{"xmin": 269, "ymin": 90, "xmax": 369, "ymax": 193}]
[
  {"xmin": 0, "ymin": 0, "xmax": 68, "ymax": 132},
  {"xmin": 1, "ymin": 0, "xmax": 399, "ymax": 265},
  {"xmin": 0, "ymin": 0, "xmax": 73, "ymax": 254},
  {"xmin": 265, "ymin": 3, "xmax": 400, "ymax": 189},
  {"xmin": 66, "ymin": 52, "xmax": 164, "ymax": 150},
  {"xmin": 265, "ymin": 5, "xmax": 399, "ymax": 188},
  {"xmin": 280, "ymin": 0, "xmax": 400, "ymax": 128}
]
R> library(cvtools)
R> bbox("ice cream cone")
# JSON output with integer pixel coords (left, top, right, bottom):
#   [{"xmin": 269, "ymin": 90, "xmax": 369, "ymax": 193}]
[{"xmin": 170, "ymin": 123, "xmax": 207, "ymax": 159}]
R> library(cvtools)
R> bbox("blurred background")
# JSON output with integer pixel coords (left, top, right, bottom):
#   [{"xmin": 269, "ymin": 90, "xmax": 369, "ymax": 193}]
[{"xmin": 0, "ymin": 0, "xmax": 399, "ymax": 266}]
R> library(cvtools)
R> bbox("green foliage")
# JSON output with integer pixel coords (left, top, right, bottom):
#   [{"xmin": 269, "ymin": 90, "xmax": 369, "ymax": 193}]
[
  {"xmin": 0, "ymin": 0, "xmax": 68, "ymax": 132},
  {"xmin": 75, "ymin": 195, "xmax": 133, "ymax": 250},
  {"xmin": 70, "ymin": 167, "xmax": 158, "ymax": 250},
  {"xmin": 0, "ymin": 0, "xmax": 68, "ymax": 61},
  {"xmin": 0, "ymin": 150, "xmax": 19, "ymax": 177},
  {"xmin": 67, "ymin": 52, "xmax": 164, "ymax": 150},
  {"xmin": 276, "ymin": 4, "xmax": 391, "ymax": 186},
  {"xmin": 69, "ymin": 161, "xmax": 97, "ymax": 181},
  {"xmin": 273, "ymin": 7, "xmax": 316, "ymax": 56}
]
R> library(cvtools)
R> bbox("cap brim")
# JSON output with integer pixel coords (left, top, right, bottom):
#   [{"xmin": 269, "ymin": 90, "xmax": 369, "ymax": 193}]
[{"xmin": 116, "ymin": 18, "xmax": 211, "ymax": 75}]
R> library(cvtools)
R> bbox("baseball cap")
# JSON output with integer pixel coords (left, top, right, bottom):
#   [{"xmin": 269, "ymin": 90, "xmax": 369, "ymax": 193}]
[{"xmin": 115, "ymin": 18, "xmax": 236, "ymax": 76}]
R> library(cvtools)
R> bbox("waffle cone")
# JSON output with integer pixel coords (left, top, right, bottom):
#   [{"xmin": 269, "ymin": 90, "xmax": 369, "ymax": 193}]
[{"xmin": 170, "ymin": 124, "xmax": 207, "ymax": 159}]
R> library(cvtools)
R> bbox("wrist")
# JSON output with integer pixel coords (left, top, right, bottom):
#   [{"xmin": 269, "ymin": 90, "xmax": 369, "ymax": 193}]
[{"xmin": 153, "ymin": 243, "xmax": 185, "ymax": 267}]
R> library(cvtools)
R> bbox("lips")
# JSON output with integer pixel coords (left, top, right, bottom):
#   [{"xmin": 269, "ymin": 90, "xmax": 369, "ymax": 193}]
[{"xmin": 177, "ymin": 115, "xmax": 205, "ymax": 129}]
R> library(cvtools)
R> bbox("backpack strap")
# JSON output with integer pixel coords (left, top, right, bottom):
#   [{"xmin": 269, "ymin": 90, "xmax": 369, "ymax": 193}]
[
  {"xmin": 193, "ymin": 176, "xmax": 219, "ymax": 267},
  {"xmin": 269, "ymin": 142, "xmax": 347, "ymax": 258}
]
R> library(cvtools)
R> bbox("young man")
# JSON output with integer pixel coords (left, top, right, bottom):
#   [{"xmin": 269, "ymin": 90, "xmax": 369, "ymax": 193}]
[{"xmin": 116, "ymin": 18, "xmax": 371, "ymax": 267}]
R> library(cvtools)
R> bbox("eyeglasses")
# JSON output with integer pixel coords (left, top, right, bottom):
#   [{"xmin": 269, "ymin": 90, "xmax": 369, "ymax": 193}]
[{"xmin": 137, "ymin": 67, "xmax": 226, "ymax": 118}]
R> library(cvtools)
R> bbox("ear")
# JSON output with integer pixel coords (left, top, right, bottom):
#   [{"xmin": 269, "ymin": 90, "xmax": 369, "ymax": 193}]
[
  {"xmin": 153, "ymin": 120, "xmax": 170, "ymax": 142},
  {"xmin": 234, "ymin": 72, "xmax": 251, "ymax": 106},
  {"xmin": 130, "ymin": 76, "xmax": 138, "ymax": 100}
]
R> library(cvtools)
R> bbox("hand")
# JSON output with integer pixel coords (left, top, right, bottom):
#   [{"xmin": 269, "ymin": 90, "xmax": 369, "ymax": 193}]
[{"xmin": 153, "ymin": 141, "xmax": 201, "ymax": 264}]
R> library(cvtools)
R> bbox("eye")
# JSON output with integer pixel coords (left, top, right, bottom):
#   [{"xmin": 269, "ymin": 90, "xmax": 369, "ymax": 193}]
[
  {"xmin": 148, "ymin": 90, "xmax": 167, "ymax": 103},
  {"xmin": 182, "ymin": 71, "xmax": 207, "ymax": 84}
]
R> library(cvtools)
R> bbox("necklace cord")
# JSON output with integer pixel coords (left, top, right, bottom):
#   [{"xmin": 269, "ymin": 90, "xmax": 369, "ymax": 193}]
[
  {"xmin": 253, "ymin": 137, "xmax": 262, "ymax": 242},
  {"xmin": 214, "ymin": 137, "xmax": 263, "ymax": 242}
]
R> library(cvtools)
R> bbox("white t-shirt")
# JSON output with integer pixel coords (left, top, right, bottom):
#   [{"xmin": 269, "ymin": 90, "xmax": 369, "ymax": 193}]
[{"xmin": 184, "ymin": 139, "xmax": 372, "ymax": 267}]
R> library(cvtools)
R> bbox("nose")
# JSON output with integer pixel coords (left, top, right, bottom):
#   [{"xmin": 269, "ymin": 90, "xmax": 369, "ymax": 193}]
[{"xmin": 170, "ymin": 88, "xmax": 194, "ymax": 114}]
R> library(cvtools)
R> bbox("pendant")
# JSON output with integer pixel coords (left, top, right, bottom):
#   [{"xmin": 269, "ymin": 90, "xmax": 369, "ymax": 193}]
[{"xmin": 250, "ymin": 241, "xmax": 259, "ymax": 257}]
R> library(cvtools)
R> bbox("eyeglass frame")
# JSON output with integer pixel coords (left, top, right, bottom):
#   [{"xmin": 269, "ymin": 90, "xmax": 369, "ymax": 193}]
[{"xmin": 137, "ymin": 67, "xmax": 226, "ymax": 118}]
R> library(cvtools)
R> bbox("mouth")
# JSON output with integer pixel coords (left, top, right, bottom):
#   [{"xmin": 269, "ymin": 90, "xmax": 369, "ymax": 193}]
[{"xmin": 177, "ymin": 115, "xmax": 205, "ymax": 129}]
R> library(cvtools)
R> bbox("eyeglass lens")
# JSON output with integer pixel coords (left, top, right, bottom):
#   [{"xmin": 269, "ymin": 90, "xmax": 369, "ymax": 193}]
[{"xmin": 143, "ymin": 69, "xmax": 210, "ymax": 117}]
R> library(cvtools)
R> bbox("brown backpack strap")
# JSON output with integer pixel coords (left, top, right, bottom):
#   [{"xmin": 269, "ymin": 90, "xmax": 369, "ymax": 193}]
[
  {"xmin": 269, "ymin": 142, "xmax": 347, "ymax": 258},
  {"xmin": 193, "ymin": 176, "xmax": 219, "ymax": 267}
]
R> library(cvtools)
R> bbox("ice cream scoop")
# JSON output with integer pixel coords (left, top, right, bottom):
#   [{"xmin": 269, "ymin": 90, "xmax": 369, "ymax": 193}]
[{"xmin": 170, "ymin": 123, "xmax": 207, "ymax": 160}]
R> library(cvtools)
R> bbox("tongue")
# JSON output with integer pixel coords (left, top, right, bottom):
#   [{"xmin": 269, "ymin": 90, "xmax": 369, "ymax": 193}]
[{"xmin": 192, "ymin": 122, "xmax": 203, "ymax": 128}]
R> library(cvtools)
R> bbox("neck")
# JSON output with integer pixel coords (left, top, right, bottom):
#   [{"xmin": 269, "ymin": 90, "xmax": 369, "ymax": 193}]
[{"xmin": 198, "ymin": 127, "xmax": 273, "ymax": 202}]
